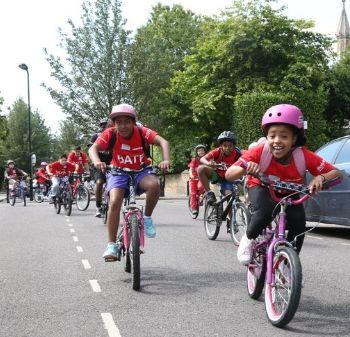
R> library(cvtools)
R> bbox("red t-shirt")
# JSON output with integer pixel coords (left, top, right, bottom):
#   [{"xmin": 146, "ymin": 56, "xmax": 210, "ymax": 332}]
[
  {"xmin": 36, "ymin": 168, "xmax": 49, "ymax": 184},
  {"xmin": 236, "ymin": 143, "xmax": 336, "ymax": 188},
  {"xmin": 49, "ymin": 161, "xmax": 76, "ymax": 177},
  {"xmin": 95, "ymin": 126, "xmax": 158, "ymax": 170},
  {"xmin": 67, "ymin": 151, "xmax": 89, "ymax": 174},
  {"xmin": 204, "ymin": 147, "xmax": 241, "ymax": 179},
  {"xmin": 188, "ymin": 157, "xmax": 201, "ymax": 179}
]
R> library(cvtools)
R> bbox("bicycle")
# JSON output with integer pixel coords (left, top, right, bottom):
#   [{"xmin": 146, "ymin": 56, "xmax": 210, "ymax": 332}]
[
  {"xmin": 106, "ymin": 165, "xmax": 158, "ymax": 291},
  {"xmin": 187, "ymin": 178, "xmax": 205, "ymax": 219},
  {"xmin": 100, "ymin": 183, "xmax": 109, "ymax": 224},
  {"xmin": 9, "ymin": 178, "xmax": 27, "ymax": 206},
  {"xmin": 71, "ymin": 173, "xmax": 91, "ymax": 211},
  {"xmin": 53, "ymin": 175, "xmax": 73, "ymax": 216},
  {"xmin": 245, "ymin": 172, "xmax": 340, "ymax": 327},
  {"xmin": 33, "ymin": 179, "xmax": 50, "ymax": 203},
  {"xmin": 204, "ymin": 178, "xmax": 249, "ymax": 245}
]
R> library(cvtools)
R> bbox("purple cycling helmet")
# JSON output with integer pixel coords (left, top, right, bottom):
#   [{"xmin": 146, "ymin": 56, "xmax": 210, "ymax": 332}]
[
  {"xmin": 261, "ymin": 104, "xmax": 304, "ymax": 133},
  {"xmin": 109, "ymin": 104, "xmax": 136, "ymax": 120},
  {"xmin": 40, "ymin": 161, "xmax": 48, "ymax": 166}
]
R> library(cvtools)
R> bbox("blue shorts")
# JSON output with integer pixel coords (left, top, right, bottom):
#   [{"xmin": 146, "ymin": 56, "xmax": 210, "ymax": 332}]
[{"xmin": 106, "ymin": 167, "xmax": 155, "ymax": 197}]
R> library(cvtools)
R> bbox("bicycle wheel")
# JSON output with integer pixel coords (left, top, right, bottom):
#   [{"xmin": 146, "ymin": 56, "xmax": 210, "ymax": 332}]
[
  {"xmin": 76, "ymin": 185, "xmax": 90, "ymax": 211},
  {"xmin": 130, "ymin": 214, "xmax": 141, "ymax": 291},
  {"xmin": 265, "ymin": 246, "xmax": 302, "ymax": 327},
  {"xmin": 22, "ymin": 191, "xmax": 26, "ymax": 206},
  {"xmin": 9, "ymin": 191, "xmax": 16, "ymax": 206},
  {"xmin": 247, "ymin": 252, "xmax": 266, "ymax": 299},
  {"xmin": 34, "ymin": 187, "xmax": 43, "ymax": 203},
  {"xmin": 102, "ymin": 198, "xmax": 109, "ymax": 224},
  {"xmin": 230, "ymin": 202, "xmax": 250, "ymax": 246},
  {"xmin": 54, "ymin": 196, "xmax": 61, "ymax": 214},
  {"xmin": 204, "ymin": 201, "xmax": 221, "ymax": 240},
  {"xmin": 64, "ymin": 190, "xmax": 73, "ymax": 216},
  {"xmin": 187, "ymin": 196, "xmax": 199, "ymax": 219}
]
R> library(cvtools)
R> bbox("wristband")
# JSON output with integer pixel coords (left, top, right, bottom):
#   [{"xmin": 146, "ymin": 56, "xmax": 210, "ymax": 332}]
[{"xmin": 320, "ymin": 174, "xmax": 327, "ymax": 182}]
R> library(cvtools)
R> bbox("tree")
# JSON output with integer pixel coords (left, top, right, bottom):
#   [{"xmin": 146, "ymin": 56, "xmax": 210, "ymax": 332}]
[
  {"xmin": 128, "ymin": 4, "xmax": 205, "ymax": 131},
  {"xmin": 0, "ymin": 92, "xmax": 9, "ymax": 187},
  {"xmin": 5, "ymin": 98, "xmax": 53, "ymax": 172},
  {"xmin": 43, "ymin": 0, "xmax": 130, "ymax": 133},
  {"xmin": 165, "ymin": 0, "xmax": 333, "ymax": 169}
]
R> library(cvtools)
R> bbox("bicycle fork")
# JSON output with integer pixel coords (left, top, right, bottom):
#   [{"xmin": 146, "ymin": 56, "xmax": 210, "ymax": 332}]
[{"xmin": 122, "ymin": 210, "xmax": 145, "ymax": 252}]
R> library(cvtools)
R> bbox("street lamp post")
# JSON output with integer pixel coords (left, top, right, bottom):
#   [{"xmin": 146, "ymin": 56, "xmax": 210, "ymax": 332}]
[{"xmin": 18, "ymin": 63, "xmax": 33, "ymax": 201}]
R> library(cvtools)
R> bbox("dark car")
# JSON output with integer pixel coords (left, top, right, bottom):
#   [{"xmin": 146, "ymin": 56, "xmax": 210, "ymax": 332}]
[{"xmin": 305, "ymin": 135, "xmax": 350, "ymax": 226}]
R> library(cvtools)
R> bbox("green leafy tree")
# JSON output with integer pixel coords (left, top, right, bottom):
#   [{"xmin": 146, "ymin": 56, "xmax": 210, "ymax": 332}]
[
  {"xmin": 128, "ymin": 4, "xmax": 205, "ymax": 131},
  {"xmin": 5, "ymin": 98, "xmax": 53, "ymax": 172},
  {"xmin": 43, "ymin": 0, "xmax": 130, "ymax": 133},
  {"xmin": 0, "ymin": 93, "xmax": 9, "ymax": 187},
  {"xmin": 165, "ymin": 0, "xmax": 333, "ymax": 168}
]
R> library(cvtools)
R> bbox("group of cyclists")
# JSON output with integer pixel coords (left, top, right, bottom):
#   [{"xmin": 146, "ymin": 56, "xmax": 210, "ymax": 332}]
[{"xmin": 3, "ymin": 102, "xmax": 343, "ymax": 268}]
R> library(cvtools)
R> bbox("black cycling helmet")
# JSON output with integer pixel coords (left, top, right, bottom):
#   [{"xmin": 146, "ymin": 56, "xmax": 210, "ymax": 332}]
[
  {"xmin": 195, "ymin": 144, "xmax": 206, "ymax": 152},
  {"xmin": 99, "ymin": 119, "xmax": 108, "ymax": 126},
  {"xmin": 217, "ymin": 131, "xmax": 236, "ymax": 145}
]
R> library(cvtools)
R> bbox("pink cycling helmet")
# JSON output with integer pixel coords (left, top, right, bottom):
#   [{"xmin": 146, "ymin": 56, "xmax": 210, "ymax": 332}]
[
  {"xmin": 261, "ymin": 104, "xmax": 304, "ymax": 132},
  {"xmin": 109, "ymin": 103, "xmax": 136, "ymax": 120},
  {"xmin": 40, "ymin": 161, "xmax": 48, "ymax": 166}
]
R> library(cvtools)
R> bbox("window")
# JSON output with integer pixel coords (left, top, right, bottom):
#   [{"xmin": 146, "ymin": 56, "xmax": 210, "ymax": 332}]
[
  {"xmin": 335, "ymin": 139, "xmax": 350, "ymax": 164},
  {"xmin": 316, "ymin": 139, "xmax": 345, "ymax": 163}
]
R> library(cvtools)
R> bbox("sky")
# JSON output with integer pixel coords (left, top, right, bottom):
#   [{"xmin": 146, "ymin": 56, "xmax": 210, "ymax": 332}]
[{"xmin": 0, "ymin": 0, "xmax": 346, "ymax": 133}]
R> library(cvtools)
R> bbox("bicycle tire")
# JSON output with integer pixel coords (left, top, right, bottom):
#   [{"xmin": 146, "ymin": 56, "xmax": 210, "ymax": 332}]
[
  {"xmin": 54, "ymin": 197, "xmax": 61, "ymax": 214},
  {"xmin": 188, "ymin": 196, "xmax": 199, "ymax": 219},
  {"xmin": 22, "ymin": 192, "xmax": 26, "ymax": 207},
  {"xmin": 64, "ymin": 190, "xmax": 73, "ymax": 216},
  {"xmin": 247, "ymin": 252, "xmax": 266, "ymax": 299},
  {"xmin": 34, "ymin": 188, "xmax": 44, "ymax": 203},
  {"xmin": 9, "ymin": 192, "xmax": 16, "ymax": 206},
  {"xmin": 230, "ymin": 202, "xmax": 250, "ymax": 246},
  {"xmin": 103, "ymin": 200, "xmax": 109, "ymax": 224},
  {"xmin": 76, "ymin": 185, "xmax": 90, "ymax": 211},
  {"xmin": 204, "ymin": 201, "xmax": 221, "ymax": 240},
  {"xmin": 130, "ymin": 214, "xmax": 141, "ymax": 291},
  {"xmin": 265, "ymin": 246, "xmax": 302, "ymax": 327}
]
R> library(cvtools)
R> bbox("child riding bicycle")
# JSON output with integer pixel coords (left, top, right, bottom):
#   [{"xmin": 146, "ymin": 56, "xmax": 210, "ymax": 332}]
[
  {"xmin": 88, "ymin": 103, "xmax": 170, "ymax": 261},
  {"xmin": 225, "ymin": 104, "xmax": 342, "ymax": 265},
  {"xmin": 188, "ymin": 144, "xmax": 207, "ymax": 216},
  {"xmin": 198, "ymin": 131, "xmax": 241, "ymax": 204}
]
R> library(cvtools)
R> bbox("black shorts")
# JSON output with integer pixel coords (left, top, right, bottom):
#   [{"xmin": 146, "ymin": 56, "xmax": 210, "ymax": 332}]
[{"xmin": 94, "ymin": 170, "xmax": 106, "ymax": 183}]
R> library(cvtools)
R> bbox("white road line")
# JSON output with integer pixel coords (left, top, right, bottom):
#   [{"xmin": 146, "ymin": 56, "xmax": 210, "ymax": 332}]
[
  {"xmin": 89, "ymin": 280, "xmax": 101, "ymax": 292},
  {"xmin": 65, "ymin": 218, "xmax": 70, "ymax": 222},
  {"xmin": 68, "ymin": 223, "xmax": 73, "ymax": 227},
  {"xmin": 306, "ymin": 235, "xmax": 323, "ymax": 240},
  {"xmin": 101, "ymin": 313, "xmax": 122, "ymax": 337},
  {"xmin": 70, "ymin": 228, "xmax": 76, "ymax": 233},
  {"xmin": 341, "ymin": 243, "xmax": 350, "ymax": 246},
  {"xmin": 82, "ymin": 259, "xmax": 91, "ymax": 269},
  {"xmin": 72, "ymin": 236, "xmax": 79, "ymax": 242},
  {"xmin": 76, "ymin": 246, "xmax": 83, "ymax": 252}
]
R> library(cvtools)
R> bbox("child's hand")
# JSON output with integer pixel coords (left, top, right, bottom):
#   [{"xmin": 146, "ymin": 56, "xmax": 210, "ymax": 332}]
[
  {"xmin": 159, "ymin": 160, "xmax": 170, "ymax": 172},
  {"xmin": 209, "ymin": 160, "xmax": 216, "ymax": 169},
  {"xmin": 246, "ymin": 161, "xmax": 260, "ymax": 176},
  {"xmin": 308, "ymin": 175, "xmax": 324, "ymax": 194}
]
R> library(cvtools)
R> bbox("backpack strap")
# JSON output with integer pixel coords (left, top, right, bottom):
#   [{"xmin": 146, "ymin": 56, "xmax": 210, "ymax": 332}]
[{"xmin": 259, "ymin": 142, "xmax": 306, "ymax": 177}]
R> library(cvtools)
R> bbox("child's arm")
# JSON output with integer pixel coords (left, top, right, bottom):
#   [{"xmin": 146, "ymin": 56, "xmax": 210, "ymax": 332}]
[
  {"xmin": 308, "ymin": 168, "xmax": 342, "ymax": 194},
  {"xmin": 153, "ymin": 135, "xmax": 170, "ymax": 171}
]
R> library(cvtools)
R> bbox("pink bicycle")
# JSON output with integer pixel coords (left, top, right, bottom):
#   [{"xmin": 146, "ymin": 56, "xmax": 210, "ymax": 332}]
[
  {"xmin": 108, "ymin": 166, "xmax": 158, "ymax": 291},
  {"xmin": 245, "ymin": 172, "xmax": 340, "ymax": 327}
]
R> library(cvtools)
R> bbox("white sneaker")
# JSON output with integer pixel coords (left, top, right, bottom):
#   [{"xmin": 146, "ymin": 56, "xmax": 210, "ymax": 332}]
[{"xmin": 237, "ymin": 234, "xmax": 253, "ymax": 265}]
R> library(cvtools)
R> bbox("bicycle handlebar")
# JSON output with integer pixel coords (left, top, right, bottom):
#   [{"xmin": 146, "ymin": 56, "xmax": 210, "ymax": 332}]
[{"xmin": 238, "ymin": 161, "xmax": 341, "ymax": 205}]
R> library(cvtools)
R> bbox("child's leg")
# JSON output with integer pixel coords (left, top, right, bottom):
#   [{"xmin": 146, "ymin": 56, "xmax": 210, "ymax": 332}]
[
  {"xmin": 189, "ymin": 179, "xmax": 199, "ymax": 210},
  {"xmin": 107, "ymin": 188, "xmax": 125, "ymax": 242},
  {"xmin": 286, "ymin": 204, "xmax": 306, "ymax": 252},
  {"xmin": 138, "ymin": 174, "xmax": 160, "ymax": 217},
  {"xmin": 247, "ymin": 186, "xmax": 276, "ymax": 239},
  {"xmin": 197, "ymin": 165, "xmax": 214, "ymax": 191}
]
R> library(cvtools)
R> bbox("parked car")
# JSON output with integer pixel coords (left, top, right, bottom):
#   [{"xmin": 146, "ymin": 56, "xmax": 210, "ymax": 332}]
[{"xmin": 305, "ymin": 135, "xmax": 350, "ymax": 226}]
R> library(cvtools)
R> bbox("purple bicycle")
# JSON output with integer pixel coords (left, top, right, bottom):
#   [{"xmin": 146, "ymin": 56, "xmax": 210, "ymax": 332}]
[{"xmin": 246, "ymin": 173, "xmax": 340, "ymax": 327}]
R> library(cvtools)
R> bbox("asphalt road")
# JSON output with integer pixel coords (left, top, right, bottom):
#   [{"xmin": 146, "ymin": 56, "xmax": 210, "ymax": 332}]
[{"xmin": 1, "ymin": 199, "xmax": 350, "ymax": 337}]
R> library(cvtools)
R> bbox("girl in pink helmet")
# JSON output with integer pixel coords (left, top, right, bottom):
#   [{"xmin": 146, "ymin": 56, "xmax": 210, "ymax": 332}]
[{"xmin": 225, "ymin": 104, "xmax": 342, "ymax": 265}]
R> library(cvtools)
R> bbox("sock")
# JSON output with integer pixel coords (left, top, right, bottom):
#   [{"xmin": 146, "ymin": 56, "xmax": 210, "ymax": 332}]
[{"xmin": 96, "ymin": 201, "xmax": 101, "ymax": 208}]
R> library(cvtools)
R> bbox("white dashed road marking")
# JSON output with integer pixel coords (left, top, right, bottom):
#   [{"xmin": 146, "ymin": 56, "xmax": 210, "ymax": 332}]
[
  {"xmin": 68, "ymin": 223, "xmax": 73, "ymax": 227},
  {"xmin": 70, "ymin": 228, "xmax": 76, "ymax": 233},
  {"xmin": 89, "ymin": 280, "xmax": 101, "ymax": 292},
  {"xmin": 82, "ymin": 259, "xmax": 91, "ymax": 269},
  {"xmin": 341, "ymin": 243, "xmax": 350, "ymax": 246},
  {"xmin": 76, "ymin": 246, "xmax": 83, "ymax": 252},
  {"xmin": 73, "ymin": 236, "xmax": 79, "ymax": 242},
  {"xmin": 101, "ymin": 313, "xmax": 122, "ymax": 337},
  {"xmin": 65, "ymin": 218, "xmax": 70, "ymax": 222}
]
